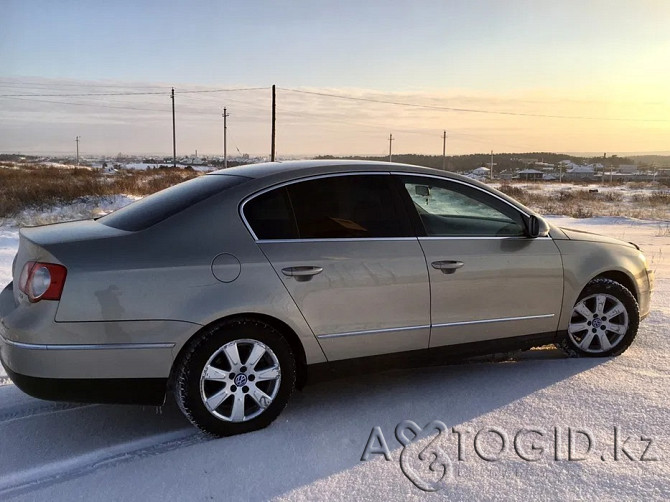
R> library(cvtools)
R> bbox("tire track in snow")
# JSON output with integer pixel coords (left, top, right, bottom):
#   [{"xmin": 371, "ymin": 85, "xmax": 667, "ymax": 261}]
[
  {"xmin": 0, "ymin": 402, "xmax": 99, "ymax": 426},
  {"xmin": 0, "ymin": 430, "xmax": 211, "ymax": 499}
]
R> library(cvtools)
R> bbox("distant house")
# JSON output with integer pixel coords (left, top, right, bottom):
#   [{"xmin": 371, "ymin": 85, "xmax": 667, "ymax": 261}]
[
  {"xmin": 565, "ymin": 164, "xmax": 595, "ymax": 180},
  {"xmin": 472, "ymin": 166, "xmax": 490, "ymax": 176},
  {"xmin": 180, "ymin": 156, "xmax": 205, "ymax": 166},
  {"xmin": 618, "ymin": 164, "xmax": 638, "ymax": 174},
  {"xmin": 517, "ymin": 168, "xmax": 544, "ymax": 181},
  {"xmin": 535, "ymin": 162, "xmax": 555, "ymax": 171}
]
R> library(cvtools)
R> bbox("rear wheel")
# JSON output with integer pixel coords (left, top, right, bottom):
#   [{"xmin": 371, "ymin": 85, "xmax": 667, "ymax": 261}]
[
  {"xmin": 557, "ymin": 278, "xmax": 639, "ymax": 357},
  {"xmin": 175, "ymin": 318, "xmax": 296, "ymax": 436}
]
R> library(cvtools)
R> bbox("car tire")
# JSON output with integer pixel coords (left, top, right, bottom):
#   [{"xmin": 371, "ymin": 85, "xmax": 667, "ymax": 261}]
[
  {"xmin": 175, "ymin": 318, "xmax": 296, "ymax": 436},
  {"xmin": 556, "ymin": 278, "xmax": 639, "ymax": 358}
]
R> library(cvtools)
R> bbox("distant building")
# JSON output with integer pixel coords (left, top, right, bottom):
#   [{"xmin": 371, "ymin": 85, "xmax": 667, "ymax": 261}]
[
  {"xmin": 180, "ymin": 156, "xmax": 205, "ymax": 165},
  {"xmin": 618, "ymin": 164, "xmax": 638, "ymax": 174},
  {"xmin": 517, "ymin": 168, "xmax": 544, "ymax": 181},
  {"xmin": 565, "ymin": 164, "xmax": 595, "ymax": 180},
  {"xmin": 472, "ymin": 167, "xmax": 490, "ymax": 176}
]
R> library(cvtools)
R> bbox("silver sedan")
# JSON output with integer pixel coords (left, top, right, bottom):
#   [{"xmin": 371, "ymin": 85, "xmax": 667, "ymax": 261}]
[{"xmin": 0, "ymin": 161, "xmax": 654, "ymax": 436}]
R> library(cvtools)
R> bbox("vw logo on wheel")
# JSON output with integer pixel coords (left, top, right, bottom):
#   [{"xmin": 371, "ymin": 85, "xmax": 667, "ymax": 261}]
[
  {"xmin": 234, "ymin": 374, "xmax": 248, "ymax": 387},
  {"xmin": 592, "ymin": 318, "xmax": 602, "ymax": 329}
]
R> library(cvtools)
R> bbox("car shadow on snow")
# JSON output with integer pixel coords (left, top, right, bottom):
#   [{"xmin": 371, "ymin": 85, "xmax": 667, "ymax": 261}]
[{"xmin": 0, "ymin": 347, "xmax": 606, "ymax": 499}]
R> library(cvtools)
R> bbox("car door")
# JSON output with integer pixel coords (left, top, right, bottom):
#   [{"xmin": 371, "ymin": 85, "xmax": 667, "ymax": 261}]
[
  {"xmin": 396, "ymin": 174, "xmax": 564, "ymax": 348},
  {"xmin": 242, "ymin": 173, "xmax": 430, "ymax": 361}
]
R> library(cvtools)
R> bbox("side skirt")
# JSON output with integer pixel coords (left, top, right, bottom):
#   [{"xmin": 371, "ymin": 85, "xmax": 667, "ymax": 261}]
[{"xmin": 306, "ymin": 331, "xmax": 560, "ymax": 385}]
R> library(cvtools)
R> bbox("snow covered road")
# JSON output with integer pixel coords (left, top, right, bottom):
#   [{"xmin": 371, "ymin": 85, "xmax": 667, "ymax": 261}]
[{"xmin": 0, "ymin": 217, "xmax": 668, "ymax": 500}]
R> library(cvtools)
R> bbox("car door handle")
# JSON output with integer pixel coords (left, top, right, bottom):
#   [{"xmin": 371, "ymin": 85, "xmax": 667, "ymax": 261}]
[
  {"xmin": 431, "ymin": 260, "xmax": 464, "ymax": 274},
  {"xmin": 281, "ymin": 266, "xmax": 323, "ymax": 281}
]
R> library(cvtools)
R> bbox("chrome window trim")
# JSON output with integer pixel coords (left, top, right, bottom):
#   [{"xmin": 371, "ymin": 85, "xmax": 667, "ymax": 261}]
[
  {"xmin": 433, "ymin": 313, "xmax": 555, "ymax": 328},
  {"xmin": 0, "ymin": 335, "xmax": 175, "ymax": 351},
  {"xmin": 239, "ymin": 169, "xmax": 547, "ymax": 242},
  {"xmin": 256, "ymin": 236, "xmax": 550, "ymax": 244},
  {"xmin": 239, "ymin": 171, "xmax": 394, "ymax": 241},
  {"xmin": 418, "ymin": 236, "xmax": 552, "ymax": 241},
  {"xmin": 258, "ymin": 237, "xmax": 418, "ymax": 244},
  {"xmin": 317, "ymin": 324, "xmax": 430, "ymax": 340}
]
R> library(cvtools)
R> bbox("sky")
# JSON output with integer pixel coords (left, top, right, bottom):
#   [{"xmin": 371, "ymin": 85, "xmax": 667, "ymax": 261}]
[{"xmin": 1, "ymin": 0, "xmax": 669, "ymax": 158}]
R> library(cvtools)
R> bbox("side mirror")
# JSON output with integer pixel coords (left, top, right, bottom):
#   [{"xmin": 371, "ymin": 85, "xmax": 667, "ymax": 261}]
[
  {"xmin": 526, "ymin": 215, "xmax": 549, "ymax": 238},
  {"xmin": 415, "ymin": 185, "xmax": 430, "ymax": 197}
]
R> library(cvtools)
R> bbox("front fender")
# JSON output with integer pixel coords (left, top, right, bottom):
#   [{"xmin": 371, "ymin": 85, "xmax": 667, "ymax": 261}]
[{"xmin": 554, "ymin": 240, "xmax": 649, "ymax": 330}]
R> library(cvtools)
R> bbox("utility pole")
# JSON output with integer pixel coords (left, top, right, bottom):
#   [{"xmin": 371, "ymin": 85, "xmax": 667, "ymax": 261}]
[
  {"xmin": 490, "ymin": 150, "xmax": 494, "ymax": 181},
  {"xmin": 442, "ymin": 130, "xmax": 447, "ymax": 170},
  {"xmin": 607, "ymin": 153, "xmax": 613, "ymax": 184},
  {"xmin": 75, "ymin": 136, "xmax": 80, "ymax": 167},
  {"xmin": 271, "ymin": 85, "xmax": 276, "ymax": 162},
  {"xmin": 388, "ymin": 133, "xmax": 394, "ymax": 162},
  {"xmin": 171, "ymin": 88, "xmax": 176, "ymax": 168},
  {"xmin": 222, "ymin": 107, "xmax": 229, "ymax": 168}
]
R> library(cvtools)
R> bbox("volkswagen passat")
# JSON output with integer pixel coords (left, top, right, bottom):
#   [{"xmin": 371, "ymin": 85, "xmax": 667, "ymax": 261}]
[{"xmin": 0, "ymin": 161, "xmax": 653, "ymax": 436}]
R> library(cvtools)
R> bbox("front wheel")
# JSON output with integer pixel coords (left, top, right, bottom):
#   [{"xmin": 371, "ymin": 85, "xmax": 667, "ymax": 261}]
[
  {"xmin": 557, "ymin": 278, "xmax": 640, "ymax": 357},
  {"xmin": 175, "ymin": 318, "xmax": 296, "ymax": 436}
]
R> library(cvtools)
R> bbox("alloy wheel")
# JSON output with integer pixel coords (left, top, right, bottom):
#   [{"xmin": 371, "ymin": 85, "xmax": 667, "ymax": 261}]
[
  {"xmin": 199, "ymin": 339, "xmax": 282, "ymax": 422},
  {"xmin": 568, "ymin": 293, "xmax": 629, "ymax": 354}
]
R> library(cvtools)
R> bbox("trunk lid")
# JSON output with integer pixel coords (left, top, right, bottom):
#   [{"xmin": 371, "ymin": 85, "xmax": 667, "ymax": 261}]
[{"xmin": 13, "ymin": 220, "xmax": 130, "ymax": 304}]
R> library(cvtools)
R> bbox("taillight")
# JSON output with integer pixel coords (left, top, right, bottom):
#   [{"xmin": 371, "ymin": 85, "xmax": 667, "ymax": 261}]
[{"xmin": 18, "ymin": 262, "xmax": 67, "ymax": 302}]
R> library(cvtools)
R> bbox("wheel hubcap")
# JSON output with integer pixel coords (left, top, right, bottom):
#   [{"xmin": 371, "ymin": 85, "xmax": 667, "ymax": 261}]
[
  {"xmin": 200, "ymin": 339, "xmax": 281, "ymax": 422},
  {"xmin": 568, "ymin": 293, "xmax": 629, "ymax": 353}
]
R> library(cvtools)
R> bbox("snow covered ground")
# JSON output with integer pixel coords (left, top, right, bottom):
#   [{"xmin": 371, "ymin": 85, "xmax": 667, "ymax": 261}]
[
  {"xmin": 0, "ymin": 214, "xmax": 668, "ymax": 500},
  {"xmin": 123, "ymin": 162, "xmax": 215, "ymax": 173}
]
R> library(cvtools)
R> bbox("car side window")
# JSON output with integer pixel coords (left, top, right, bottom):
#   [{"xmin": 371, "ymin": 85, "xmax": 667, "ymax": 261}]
[
  {"xmin": 244, "ymin": 187, "xmax": 298, "ymax": 239},
  {"xmin": 288, "ymin": 175, "xmax": 410, "ymax": 239},
  {"xmin": 400, "ymin": 176, "xmax": 526, "ymax": 237}
]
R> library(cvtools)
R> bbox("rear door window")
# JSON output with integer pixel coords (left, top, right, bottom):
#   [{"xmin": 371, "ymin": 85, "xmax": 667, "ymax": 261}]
[
  {"xmin": 288, "ymin": 175, "xmax": 409, "ymax": 239},
  {"xmin": 244, "ymin": 187, "xmax": 298, "ymax": 239},
  {"xmin": 243, "ymin": 174, "xmax": 411, "ymax": 240}
]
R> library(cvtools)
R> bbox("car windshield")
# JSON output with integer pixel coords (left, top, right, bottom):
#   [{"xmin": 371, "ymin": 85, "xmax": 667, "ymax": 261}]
[{"xmin": 100, "ymin": 174, "xmax": 249, "ymax": 231}]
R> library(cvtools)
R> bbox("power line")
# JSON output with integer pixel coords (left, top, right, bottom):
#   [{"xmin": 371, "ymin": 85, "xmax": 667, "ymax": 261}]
[
  {"xmin": 0, "ymin": 95, "xmax": 169, "ymax": 112},
  {"xmin": 0, "ymin": 79, "xmax": 174, "ymax": 90},
  {"xmin": 0, "ymin": 83, "xmax": 170, "ymax": 92},
  {"xmin": 1, "ymin": 90, "xmax": 168, "ymax": 97},
  {"xmin": 0, "ymin": 95, "xmax": 271, "ymax": 116},
  {"xmin": 278, "ymin": 87, "xmax": 669, "ymax": 123},
  {"xmin": 0, "ymin": 87, "xmax": 268, "ymax": 98}
]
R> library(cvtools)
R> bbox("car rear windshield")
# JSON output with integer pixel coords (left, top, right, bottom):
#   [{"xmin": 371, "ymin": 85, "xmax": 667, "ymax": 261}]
[{"xmin": 100, "ymin": 174, "xmax": 249, "ymax": 231}]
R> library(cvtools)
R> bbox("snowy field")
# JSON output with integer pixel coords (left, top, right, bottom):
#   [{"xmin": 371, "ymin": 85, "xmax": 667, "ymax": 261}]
[{"xmin": 0, "ymin": 213, "xmax": 669, "ymax": 500}]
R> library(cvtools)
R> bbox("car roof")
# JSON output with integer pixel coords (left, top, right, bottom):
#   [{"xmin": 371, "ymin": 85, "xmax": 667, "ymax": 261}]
[{"xmin": 209, "ymin": 159, "xmax": 472, "ymax": 184}]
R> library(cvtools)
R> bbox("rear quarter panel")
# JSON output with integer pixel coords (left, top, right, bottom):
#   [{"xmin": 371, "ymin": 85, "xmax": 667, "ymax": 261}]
[{"xmin": 51, "ymin": 190, "xmax": 326, "ymax": 364}]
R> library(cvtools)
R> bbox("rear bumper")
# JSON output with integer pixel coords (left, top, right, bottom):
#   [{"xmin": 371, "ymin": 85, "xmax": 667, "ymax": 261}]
[
  {"xmin": 0, "ymin": 330, "xmax": 176, "ymax": 378},
  {"xmin": 1, "ymin": 362, "xmax": 166, "ymax": 405},
  {"xmin": 0, "ymin": 281, "xmax": 193, "ymax": 405},
  {"xmin": 0, "ymin": 280, "xmax": 198, "ymax": 380},
  {"xmin": 0, "ymin": 333, "xmax": 170, "ymax": 405}
]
